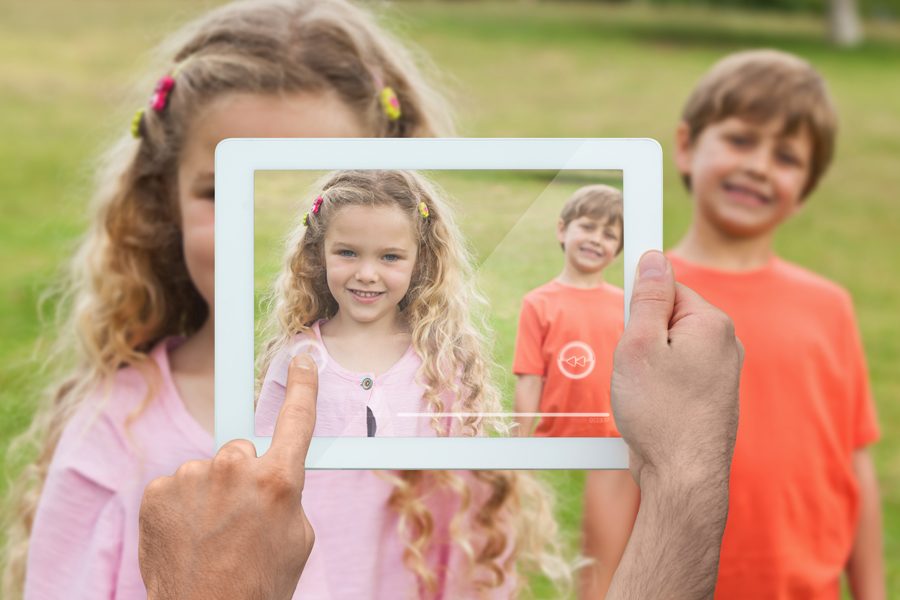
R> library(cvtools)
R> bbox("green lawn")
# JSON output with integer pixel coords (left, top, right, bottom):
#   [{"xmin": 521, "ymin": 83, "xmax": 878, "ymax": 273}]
[{"xmin": 2, "ymin": 1, "xmax": 898, "ymax": 597}]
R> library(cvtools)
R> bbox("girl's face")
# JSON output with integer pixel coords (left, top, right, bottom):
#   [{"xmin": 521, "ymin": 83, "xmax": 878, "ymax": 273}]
[
  {"xmin": 177, "ymin": 91, "xmax": 368, "ymax": 317},
  {"xmin": 323, "ymin": 205, "xmax": 418, "ymax": 328}
]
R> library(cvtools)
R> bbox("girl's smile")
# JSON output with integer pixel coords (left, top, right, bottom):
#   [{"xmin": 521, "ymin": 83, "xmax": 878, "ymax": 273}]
[{"xmin": 348, "ymin": 288, "xmax": 386, "ymax": 304}]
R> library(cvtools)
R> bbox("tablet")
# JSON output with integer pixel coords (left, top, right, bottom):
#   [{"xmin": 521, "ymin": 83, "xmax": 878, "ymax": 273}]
[{"xmin": 215, "ymin": 139, "xmax": 662, "ymax": 469}]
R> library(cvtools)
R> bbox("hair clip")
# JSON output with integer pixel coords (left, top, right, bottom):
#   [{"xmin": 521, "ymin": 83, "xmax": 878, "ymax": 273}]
[
  {"xmin": 379, "ymin": 87, "xmax": 402, "ymax": 121},
  {"xmin": 302, "ymin": 212, "xmax": 310, "ymax": 227},
  {"xmin": 418, "ymin": 201, "xmax": 430, "ymax": 219},
  {"xmin": 311, "ymin": 196, "xmax": 324, "ymax": 215},
  {"xmin": 150, "ymin": 75, "xmax": 176, "ymax": 112},
  {"xmin": 130, "ymin": 108, "xmax": 145, "ymax": 139}
]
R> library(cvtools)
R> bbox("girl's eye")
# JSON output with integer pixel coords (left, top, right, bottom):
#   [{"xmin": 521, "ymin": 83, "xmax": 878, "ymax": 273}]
[
  {"xmin": 200, "ymin": 188, "xmax": 215, "ymax": 201},
  {"xmin": 337, "ymin": 249, "xmax": 356, "ymax": 258},
  {"xmin": 727, "ymin": 134, "xmax": 752, "ymax": 147},
  {"xmin": 383, "ymin": 254, "xmax": 400, "ymax": 262},
  {"xmin": 604, "ymin": 231, "xmax": 619, "ymax": 241}
]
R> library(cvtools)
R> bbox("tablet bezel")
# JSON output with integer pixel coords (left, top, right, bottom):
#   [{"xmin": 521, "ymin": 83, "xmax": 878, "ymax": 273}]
[{"xmin": 215, "ymin": 138, "xmax": 662, "ymax": 469}]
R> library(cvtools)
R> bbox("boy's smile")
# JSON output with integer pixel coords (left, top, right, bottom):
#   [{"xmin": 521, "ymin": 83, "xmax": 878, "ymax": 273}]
[
  {"xmin": 676, "ymin": 116, "xmax": 813, "ymax": 238},
  {"xmin": 557, "ymin": 216, "xmax": 622, "ymax": 276}
]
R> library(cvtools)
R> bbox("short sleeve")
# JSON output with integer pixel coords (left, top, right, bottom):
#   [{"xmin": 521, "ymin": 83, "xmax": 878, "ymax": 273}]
[
  {"xmin": 25, "ymin": 411, "xmax": 127, "ymax": 600},
  {"xmin": 255, "ymin": 347, "xmax": 294, "ymax": 437},
  {"xmin": 512, "ymin": 296, "xmax": 546, "ymax": 376},
  {"xmin": 840, "ymin": 297, "xmax": 879, "ymax": 448}
]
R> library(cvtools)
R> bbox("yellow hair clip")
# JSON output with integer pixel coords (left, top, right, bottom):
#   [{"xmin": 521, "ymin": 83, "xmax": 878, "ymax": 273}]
[
  {"xmin": 380, "ymin": 86, "xmax": 401, "ymax": 121},
  {"xmin": 418, "ymin": 201, "xmax": 429, "ymax": 219},
  {"xmin": 130, "ymin": 108, "xmax": 145, "ymax": 139}
]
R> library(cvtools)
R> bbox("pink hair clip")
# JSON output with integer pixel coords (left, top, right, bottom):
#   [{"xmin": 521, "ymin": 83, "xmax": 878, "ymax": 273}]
[
  {"xmin": 150, "ymin": 75, "xmax": 176, "ymax": 112},
  {"xmin": 311, "ymin": 196, "xmax": 324, "ymax": 215}
]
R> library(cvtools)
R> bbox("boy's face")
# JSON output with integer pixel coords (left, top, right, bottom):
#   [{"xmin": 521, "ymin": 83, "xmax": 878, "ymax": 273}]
[
  {"xmin": 675, "ymin": 116, "xmax": 813, "ymax": 238},
  {"xmin": 556, "ymin": 216, "xmax": 622, "ymax": 275}
]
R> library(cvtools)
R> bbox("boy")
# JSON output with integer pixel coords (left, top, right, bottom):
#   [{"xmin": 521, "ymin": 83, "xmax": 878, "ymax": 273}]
[
  {"xmin": 511, "ymin": 185, "xmax": 641, "ymax": 597},
  {"xmin": 667, "ymin": 49, "xmax": 882, "ymax": 598}
]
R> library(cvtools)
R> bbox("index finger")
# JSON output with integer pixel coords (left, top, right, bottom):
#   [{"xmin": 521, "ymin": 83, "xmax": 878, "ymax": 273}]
[{"xmin": 266, "ymin": 354, "xmax": 318, "ymax": 483}]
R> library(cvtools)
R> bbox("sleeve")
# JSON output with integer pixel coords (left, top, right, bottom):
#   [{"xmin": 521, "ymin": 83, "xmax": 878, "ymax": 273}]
[
  {"xmin": 255, "ymin": 347, "xmax": 294, "ymax": 437},
  {"xmin": 512, "ymin": 295, "xmax": 547, "ymax": 376},
  {"xmin": 24, "ymin": 407, "xmax": 127, "ymax": 600},
  {"xmin": 840, "ymin": 295, "xmax": 880, "ymax": 448}
]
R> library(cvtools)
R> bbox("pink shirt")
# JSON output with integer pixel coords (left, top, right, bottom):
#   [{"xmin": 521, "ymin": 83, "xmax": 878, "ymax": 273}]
[
  {"xmin": 27, "ymin": 331, "xmax": 512, "ymax": 599},
  {"xmin": 26, "ymin": 338, "xmax": 214, "ymax": 599},
  {"xmin": 256, "ymin": 321, "xmax": 508, "ymax": 598}
]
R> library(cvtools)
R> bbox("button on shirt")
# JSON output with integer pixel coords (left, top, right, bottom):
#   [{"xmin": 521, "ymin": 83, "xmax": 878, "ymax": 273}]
[{"xmin": 255, "ymin": 320, "xmax": 440, "ymax": 438}]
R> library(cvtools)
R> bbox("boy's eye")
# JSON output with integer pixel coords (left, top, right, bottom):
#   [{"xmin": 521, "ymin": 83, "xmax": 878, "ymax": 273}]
[
  {"xmin": 776, "ymin": 151, "xmax": 801, "ymax": 166},
  {"xmin": 727, "ymin": 134, "xmax": 752, "ymax": 147},
  {"xmin": 200, "ymin": 188, "xmax": 215, "ymax": 201},
  {"xmin": 580, "ymin": 223, "xmax": 596, "ymax": 232},
  {"xmin": 604, "ymin": 231, "xmax": 619, "ymax": 241}
]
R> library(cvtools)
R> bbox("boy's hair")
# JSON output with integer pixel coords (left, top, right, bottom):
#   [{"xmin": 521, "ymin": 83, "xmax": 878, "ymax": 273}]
[
  {"xmin": 559, "ymin": 184, "xmax": 624, "ymax": 254},
  {"xmin": 681, "ymin": 49, "xmax": 837, "ymax": 198}
]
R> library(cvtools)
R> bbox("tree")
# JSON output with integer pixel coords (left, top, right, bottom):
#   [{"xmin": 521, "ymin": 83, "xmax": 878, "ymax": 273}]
[{"xmin": 829, "ymin": 0, "xmax": 864, "ymax": 46}]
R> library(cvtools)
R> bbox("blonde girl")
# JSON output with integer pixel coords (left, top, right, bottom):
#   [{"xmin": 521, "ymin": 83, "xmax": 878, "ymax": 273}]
[
  {"xmin": 254, "ymin": 169, "xmax": 568, "ymax": 597},
  {"xmin": 3, "ymin": 0, "xmax": 568, "ymax": 598},
  {"xmin": 3, "ymin": 0, "xmax": 454, "ymax": 596}
]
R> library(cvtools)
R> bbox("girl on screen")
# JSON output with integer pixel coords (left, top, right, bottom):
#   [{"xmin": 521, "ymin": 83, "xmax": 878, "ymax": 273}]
[
  {"xmin": 254, "ymin": 169, "xmax": 569, "ymax": 596},
  {"xmin": 2, "ymin": 0, "xmax": 568, "ymax": 598}
]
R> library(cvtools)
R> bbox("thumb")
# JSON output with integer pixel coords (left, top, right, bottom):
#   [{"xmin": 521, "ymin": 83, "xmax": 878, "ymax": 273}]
[{"xmin": 624, "ymin": 251, "xmax": 675, "ymax": 348}]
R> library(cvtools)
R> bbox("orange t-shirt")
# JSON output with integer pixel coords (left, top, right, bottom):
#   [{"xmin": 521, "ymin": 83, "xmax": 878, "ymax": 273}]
[
  {"xmin": 512, "ymin": 279, "xmax": 624, "ymax": 437},
  {"xmin": 669, "ymin": 254, "xmax": 880, "ymax": 600}
]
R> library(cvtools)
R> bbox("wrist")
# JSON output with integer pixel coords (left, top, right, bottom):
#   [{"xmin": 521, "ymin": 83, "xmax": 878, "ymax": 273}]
[{"xmin": 638, "ymin": 461, "xmax": 730, "ymax": 517}]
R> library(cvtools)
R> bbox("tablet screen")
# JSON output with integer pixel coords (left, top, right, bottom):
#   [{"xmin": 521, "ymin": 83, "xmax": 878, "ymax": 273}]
[{"xmin": 253, "ymin": 169, "xmax": 625, "ymax": 440}]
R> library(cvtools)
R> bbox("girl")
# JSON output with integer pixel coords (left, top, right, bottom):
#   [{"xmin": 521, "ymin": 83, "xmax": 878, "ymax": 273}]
[
  {"xmin": 2, "ymin": 0, "xmax": 567, "ymax": 597},
  {"xmin": 255, "ymin": 169, "xmax": 566, "ymax": 597}
]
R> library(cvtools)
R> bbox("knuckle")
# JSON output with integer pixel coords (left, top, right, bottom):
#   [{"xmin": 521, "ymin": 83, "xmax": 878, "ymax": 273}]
[
  {"xmin": 279, "ymin": 401, "xmax": 315, "ymax": 428},
  {"xmin": 211, "ymin": 446, "xmax": 248, "ymax": 476},
  {"xmin": 631, "ymin": 286, "xmax": 670, "ymax": 306},
  {"xmin": 140, "ymin": 476, "xmax": 171, "ymax": 511},
  {"xmin": 257, "ymin": 466, "xmax": 296, "ymax": 502},
  {"xmin": 706, "ymin": 308, "xmax": 736, "ymax": 340},
  {"xmin": 174, "ymin": 459, "xmax": 208, "ymax": 481}
]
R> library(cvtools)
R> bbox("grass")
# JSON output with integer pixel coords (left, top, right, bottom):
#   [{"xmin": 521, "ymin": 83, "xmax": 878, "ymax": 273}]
[{"xmin": 1, "ymin": 0, "xmax": 898, "ymax": 596}]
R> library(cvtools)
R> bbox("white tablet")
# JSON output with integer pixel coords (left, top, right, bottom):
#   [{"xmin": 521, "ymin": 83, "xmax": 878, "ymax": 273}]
[{"xmin": 215, "ymin": 139, "xmax": 662, "ymax": 469}]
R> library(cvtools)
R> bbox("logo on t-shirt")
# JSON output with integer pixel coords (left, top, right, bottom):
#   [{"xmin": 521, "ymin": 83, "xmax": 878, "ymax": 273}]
[{"xmin": 556, "ymin": 341, "xmax": 596, "ymax": 380}]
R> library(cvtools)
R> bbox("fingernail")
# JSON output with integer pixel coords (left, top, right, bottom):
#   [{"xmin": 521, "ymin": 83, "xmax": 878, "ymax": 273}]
[
  {"xmin": 639, "ymin": 251, "xmax": 667, "ymax": 281},
  {"xmin": 292, "ymin": 354, "xmax": 314, "ymax": 370}
]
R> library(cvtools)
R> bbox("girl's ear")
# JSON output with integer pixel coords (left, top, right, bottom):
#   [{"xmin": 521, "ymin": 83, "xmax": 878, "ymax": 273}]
[{"xmin": 674, "ymin": 121, "xmax": 694, "ymax": 179}]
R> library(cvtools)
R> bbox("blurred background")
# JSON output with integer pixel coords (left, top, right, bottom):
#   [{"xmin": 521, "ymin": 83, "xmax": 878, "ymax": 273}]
[{"xmin": 1, "ymin": 0, "xmax": 898, "ymax": 596}]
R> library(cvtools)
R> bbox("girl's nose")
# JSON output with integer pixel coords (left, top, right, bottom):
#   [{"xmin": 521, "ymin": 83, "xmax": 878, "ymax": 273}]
[{"xmin": 354, "ymin": 260, "xmax": 379, "ymax": 283}]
